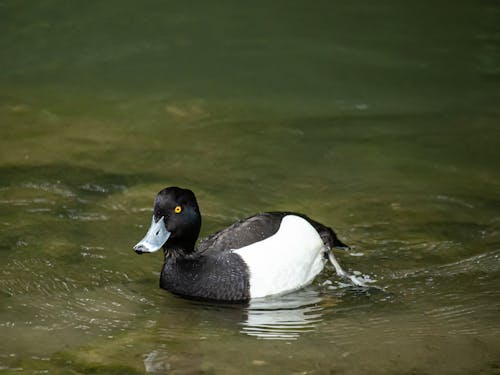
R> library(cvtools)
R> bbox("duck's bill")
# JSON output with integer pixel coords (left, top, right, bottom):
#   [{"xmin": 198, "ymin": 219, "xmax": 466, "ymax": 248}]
[{"xmin": 133, "ymin": 216, "xmax": 171, "ymax": 254}]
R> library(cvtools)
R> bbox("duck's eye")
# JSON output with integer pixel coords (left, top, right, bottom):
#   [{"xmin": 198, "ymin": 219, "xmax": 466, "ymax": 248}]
[{"xmin": 174, "ymin": 205, "xmax": 182, "ymax": 214}]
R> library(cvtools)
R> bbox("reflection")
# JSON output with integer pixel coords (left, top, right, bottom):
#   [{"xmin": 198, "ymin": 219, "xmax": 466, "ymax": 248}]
[
  {"xmin": 154, "ymin": 288, "xmax": 341, "ymax": 347},
  {"xmin": 143, "ymin": 350, "xmax": 170, "ymax": 373},
  {"xmin": 241, "ymin": 289, "xmax": 328, "ymax": 340}
]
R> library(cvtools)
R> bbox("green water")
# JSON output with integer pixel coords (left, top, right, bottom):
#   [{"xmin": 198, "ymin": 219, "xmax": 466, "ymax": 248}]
[{"xmin": 1, "ymin": 1, "xmax": 500, "ymax": 374}]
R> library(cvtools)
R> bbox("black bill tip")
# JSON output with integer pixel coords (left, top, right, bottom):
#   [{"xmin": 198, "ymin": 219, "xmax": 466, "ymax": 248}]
[{"xmin": 133, "ymin": 244, "xmax": 147, "ymax": 254}]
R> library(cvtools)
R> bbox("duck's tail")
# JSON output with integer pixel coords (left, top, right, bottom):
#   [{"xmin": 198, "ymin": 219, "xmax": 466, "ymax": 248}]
[{"xmin": 302, "ymin": 216, "xmax": 350, "ymax": 250}]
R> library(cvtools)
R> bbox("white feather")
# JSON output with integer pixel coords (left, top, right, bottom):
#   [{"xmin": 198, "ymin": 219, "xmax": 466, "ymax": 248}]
[{"xmin": 233, "ymin": 215, "xmax": 326, "ymax": 299}]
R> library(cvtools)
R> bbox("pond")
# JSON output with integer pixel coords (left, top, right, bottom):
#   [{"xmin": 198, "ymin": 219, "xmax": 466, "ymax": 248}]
[{"xmin": 1, "ymin": 1, "xmax": 499, "ymax": 374}]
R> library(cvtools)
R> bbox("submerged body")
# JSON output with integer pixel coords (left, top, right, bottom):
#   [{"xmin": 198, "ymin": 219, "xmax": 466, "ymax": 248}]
[{"xmin": 134, "ymin": 187, "xmax": 353, "ymax": 302}]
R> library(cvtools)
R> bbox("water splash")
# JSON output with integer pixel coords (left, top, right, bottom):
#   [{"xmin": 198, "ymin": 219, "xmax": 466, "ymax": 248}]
[{"xmin": 327, "ymin": 251, "xmax": 376, "ymax": 288}]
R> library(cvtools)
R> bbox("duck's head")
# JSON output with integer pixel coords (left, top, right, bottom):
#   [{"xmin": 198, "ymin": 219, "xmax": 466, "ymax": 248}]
[{"xmin": 133, "ymin": 186, "xmax": 201, "ymax": 256}]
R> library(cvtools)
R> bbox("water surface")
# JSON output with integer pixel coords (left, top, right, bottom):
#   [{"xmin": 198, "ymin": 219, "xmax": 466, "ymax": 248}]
[{"xmin": 1, "ymin": 1, "xmax": 499, "ymax": 374}]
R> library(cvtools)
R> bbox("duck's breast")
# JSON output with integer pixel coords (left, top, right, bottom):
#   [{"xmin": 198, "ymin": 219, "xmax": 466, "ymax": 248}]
[{"xmin": 233, "ymin": 215, "xmax": 326, "ymax": 299}]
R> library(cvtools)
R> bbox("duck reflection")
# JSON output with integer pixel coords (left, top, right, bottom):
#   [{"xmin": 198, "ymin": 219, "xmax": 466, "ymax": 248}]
[
  {"xmin": 147, "ymin": 289, "xmax": 337, "ymax": 372},
  {"xmin": 241, "ymin": 288, "xmax": 330, "ymax": 340},
  {"xmin": 155, "ymin": 288, "xmax": 338, "ymax": 346}
]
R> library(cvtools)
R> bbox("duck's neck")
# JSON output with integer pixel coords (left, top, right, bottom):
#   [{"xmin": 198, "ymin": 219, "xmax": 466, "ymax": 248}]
[{"xmin": 163, "ymin": 238, "xmax": 198, "ymax": 259}]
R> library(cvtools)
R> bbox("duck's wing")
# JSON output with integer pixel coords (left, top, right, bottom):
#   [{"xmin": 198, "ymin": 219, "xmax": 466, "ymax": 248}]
[
  {"xmin": 197, "ymin": 212, "xmax": 282, "ymax": 254},
  {"xmin": 196, "ymin": 212, "xmax": 348, "ymax": 254}
]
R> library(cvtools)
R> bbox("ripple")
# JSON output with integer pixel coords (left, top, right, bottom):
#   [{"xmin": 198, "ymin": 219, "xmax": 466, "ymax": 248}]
[
  {"xmin": 21, "ymin": 182, "xmax": 75, "ymax": 198},
  {"xmin": 61, "ymin": 209, "xmax": 109, "ymax": 221},
  {"xmin": 80, "ymin": 245, "xmax": 106, "ymax": 259},
  {"xmin": 437, "ymin": 249, "xmax": 500, "ymax": 275},
  {"xmin": 435, "ymin": 194, "xmax": 475, "ymax": 209},
  {"xmin": 395, "ymin": 249, "xmax": 500, "ymax": 280},
  {"xmin": 79, "ymin": 183, "xmax": 127, "ymax": 194}
]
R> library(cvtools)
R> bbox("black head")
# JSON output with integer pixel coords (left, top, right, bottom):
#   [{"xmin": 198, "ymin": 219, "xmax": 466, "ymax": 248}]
[{"xmin": 153, "ymin": 186, "xmax": 202, "ymax": 254}]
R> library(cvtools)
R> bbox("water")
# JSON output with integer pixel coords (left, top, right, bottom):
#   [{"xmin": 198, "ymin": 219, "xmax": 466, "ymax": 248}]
[{"xmin": 1, "ymin": 1, "xmax": 500, "ymax": 373}]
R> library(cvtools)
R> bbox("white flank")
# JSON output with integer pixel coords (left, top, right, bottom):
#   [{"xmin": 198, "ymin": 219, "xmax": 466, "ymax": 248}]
[{"xmin": 233, "ymin": 215, "xmax": 326, "ymax": 299}]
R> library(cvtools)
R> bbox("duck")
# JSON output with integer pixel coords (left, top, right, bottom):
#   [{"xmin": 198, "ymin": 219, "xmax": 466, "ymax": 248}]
[{"xmin": 133, "ymin": 186, "xmax": 361, "ymax": 302}]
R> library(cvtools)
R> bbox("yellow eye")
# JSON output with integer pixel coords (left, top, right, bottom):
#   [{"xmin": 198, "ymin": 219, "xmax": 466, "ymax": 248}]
[{"xmin": 174, "ymin": 205, "xmax": 182, "ymax": 214}]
